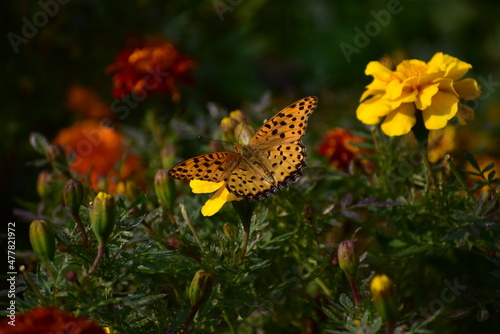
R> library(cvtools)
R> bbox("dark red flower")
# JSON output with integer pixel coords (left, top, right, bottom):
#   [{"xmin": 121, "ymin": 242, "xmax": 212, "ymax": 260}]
[
  {"xmin": 0, "ymin": 307, "xmax": 106, "ymax": 334},
  {"xmin": 107, "ymin": 41, "xmax": 195, "ymax": 102},
  {"xmin": 318, "ymin": 128, "xmax": 371, "ymax": 171}
]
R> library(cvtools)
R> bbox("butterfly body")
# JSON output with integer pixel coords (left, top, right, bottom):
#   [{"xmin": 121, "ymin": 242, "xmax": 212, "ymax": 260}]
[{"xmin": 169, "ymin": 96, "xmax": 318, "ymax": 201}]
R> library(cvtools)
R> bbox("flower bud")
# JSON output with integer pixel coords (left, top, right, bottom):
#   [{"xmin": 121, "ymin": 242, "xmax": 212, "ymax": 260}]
[
  {"xmin": 155, "ymin": 169, "xmax": 176, "ymax": 210},
  {"xmin": 370, "ymin": 274, "xmax": 398, "ymax": 322},
  {"xmin": 222, "ymin": 222, "xmax": 236, "ymax": 240},
  {"xmin": 189, "ymin": 270, "xmax": 214, "ymax": 306},
  {"xmin": 166, "ymin": 237, "xmax": 185, "ymax": 250},
  {"xmin": 37, "ymin": 170, "xmax": 55, "ymax": 200},
  {"xmin": 29, "ymin": 220, "xmax": 56, "ymax": 262},
  {"xmin": 66, "ymin": 270, "xmax": 78, "ymax": 282},
  {"xmin": 46, "ymin": 144, "xmax": 69, "ymax": 176},
  {"xmin": 90, "ymin": 192, "xmax": 116, "ymax": 245},
  {"xmin": 338, "ymin": 240, "xmax": 358, "ymax": 278},
  {"xmin": 63, "ymin": 179, "xmax": 84, "ymax": 213}
]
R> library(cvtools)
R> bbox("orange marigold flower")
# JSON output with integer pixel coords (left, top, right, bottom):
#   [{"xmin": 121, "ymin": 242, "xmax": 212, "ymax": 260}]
[
  {"xmin": 357, "ymin": 52, "xmax": 481, "ymax": 136},
  {"xmin": 0, "ymin": 307, "xmax": 106, "ymax": 334},
  {"xmin": 66, "ymin": 85, "xmax": 114, "ymax": 119},
  {"xmin": 318, "ymin": 128, "xmax": 371, "ymax": 171},
  {"xmin": 53, "ymin": 120, "xmax": 146, "ymax": 192},
  {"xmin": 106, "ymin": 41, "xmax": 195, "ymax": 102}
]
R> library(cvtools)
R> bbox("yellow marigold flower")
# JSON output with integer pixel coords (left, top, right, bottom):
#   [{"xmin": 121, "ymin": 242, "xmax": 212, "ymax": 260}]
[
  {"xmin": 427, "ymin": 125, "xmax": 456, "ymax": 163},
  {"xmin": 190, "ymin": 180, "xmax": 242, "ymax": 216},
  {"xmin": 357, "ymin": 52, "xmax": 481, "ymax": 136}
]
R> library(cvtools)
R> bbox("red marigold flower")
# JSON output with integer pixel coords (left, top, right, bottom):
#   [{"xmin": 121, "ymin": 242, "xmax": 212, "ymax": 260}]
[
  {"xmin": 53, "ymin": 119, "xmax": 146, "ymax": 192},
  {"xmin": 106, "ymin": 41, "xmax": 195, "ymax": 102},
  {"xmin": 318, "ymin": 128, "xmax": 371, "ymax": 171},
  {"xmin": 0, "ymin": 307, "xmax": 106, "ymax": 334}
]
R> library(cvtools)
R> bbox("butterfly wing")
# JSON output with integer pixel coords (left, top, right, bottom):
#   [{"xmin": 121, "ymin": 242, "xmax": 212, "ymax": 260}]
[
  {"xmin": 249, "ymin": 96, "xmax": 318, "ymax": 147},
  {"xmin": 226, "ymin": 140, "xmax": 307, "ymax": 201},
  {"xmin": 168, "ymin": 152, "xmax": 241, "ymax": 182}
]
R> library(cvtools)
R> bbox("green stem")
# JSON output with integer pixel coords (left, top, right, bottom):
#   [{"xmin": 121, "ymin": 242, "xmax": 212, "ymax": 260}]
[
  {"xmin": 384, "ymin": 320, "xmax": 395, "ymax": 334},
  {"xmin": 179, "ymin": 302, "xmax": 201, "ymax": 334},
  {"xmin": 43, "ymin": 262, "xmax": 56, "ymax": 282},
  {"xmin": 222, "ymin": 311, "xmax": 236, "ymax": 334},
  {"xmin": 239, "ymin": 227, "xmax": 249, "ymax": 265},
  {"xmin": 89, "ymin": 244, "xmax": 105, "ymax": 276},
  {"xmin": 347, "ymin": 275, "xmax": 361, "ymax": 307},
  {"xmin": 181, "ymin": 204, "xmax": 205, "ymax": 252},
  {"xmin": 162, "ymin": 204, "xmax": 178, "ymax": 226},
  {"xmin": 72, "ymin": 211, "xmax": 88, "ymax": 246}
]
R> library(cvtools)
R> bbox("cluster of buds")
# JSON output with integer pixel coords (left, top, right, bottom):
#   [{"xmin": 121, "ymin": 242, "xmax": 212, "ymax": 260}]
[{"xmin": 220, "ymin": 110, "xmax": 254, "ymax": 145}]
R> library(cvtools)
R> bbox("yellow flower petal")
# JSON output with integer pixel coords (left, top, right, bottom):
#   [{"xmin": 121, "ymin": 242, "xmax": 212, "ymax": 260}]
[
  {"xmin": 454, "ymin": 78, "xmax": 481, "ymax": 100},
  {"xmin": 190, "ymin": 180, "xmax": 224, "ymax": 194},
  {"xmin": 356, "ymin": 96, "xmax": 392, "ymax": 125},
  {"xmin": 365, "ymin": 61, "xmax": 393, "ymax": 81},
  {"xmin": 201, "ymin": 186, "xmax": 241, "ymax": 217},
  {"xmin": 428, "ymin": 52, "xmax": 471, "ymax": 80},
  {"xmin": 381, "ymin": 103, "xmax": 416, "ymax": 136},
  {"xmin": 416, "ymin": 83, "xmax": 439, "ymax": 110},
  {"xmin": 422, "ymin": 91, "xmax": 458, "ymax": 130},
  {"xmin": 361, "ymin": 79, "xmax": 389, "ymax": 101}
]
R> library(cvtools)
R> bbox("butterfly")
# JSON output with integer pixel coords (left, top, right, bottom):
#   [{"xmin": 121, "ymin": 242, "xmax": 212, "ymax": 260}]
[{"xmin": 169, "ymin": 96, "xmax": 318, "ymax": 201}]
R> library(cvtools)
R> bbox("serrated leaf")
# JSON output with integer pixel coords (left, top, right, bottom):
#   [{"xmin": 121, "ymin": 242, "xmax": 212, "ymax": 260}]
[
  {"xmin": 29, "ymin": 132, "xmax": 50, "ymax": 156},
  {"xmin": 338, "ymin": 293, "xmax": 354, "ymax": 310}
]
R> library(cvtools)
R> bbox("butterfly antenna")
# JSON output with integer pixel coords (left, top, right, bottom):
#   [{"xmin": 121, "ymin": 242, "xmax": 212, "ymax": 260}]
[
  {"xmin": 198, "ymin": 136, "xmax": 232, "ymax": 145},
  {"xmin": 235, "ymin": 115, "xmax": 247, "ymax": 143}
]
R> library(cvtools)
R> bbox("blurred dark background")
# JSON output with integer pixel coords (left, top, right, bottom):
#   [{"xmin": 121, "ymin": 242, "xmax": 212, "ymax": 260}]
[{"xmin": 3, "ymin": 0, "xmax": 500, "ymax": 249}]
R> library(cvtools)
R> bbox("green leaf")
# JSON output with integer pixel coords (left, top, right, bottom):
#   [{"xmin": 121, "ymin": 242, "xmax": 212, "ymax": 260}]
[
  {"xmin": 29, "ymin": 132, "xmax": 50, "ymax": 156},
  {"xmin": 464, "ymin": 151, "xmax": 480, "ymax": 171},
  {"xmin": 338, "ymin": 293, "xmax": 354, "ymax": 310},
  {"xmin": 388, "ymin": 239, "xmax": 407, "ymax": 248}
]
